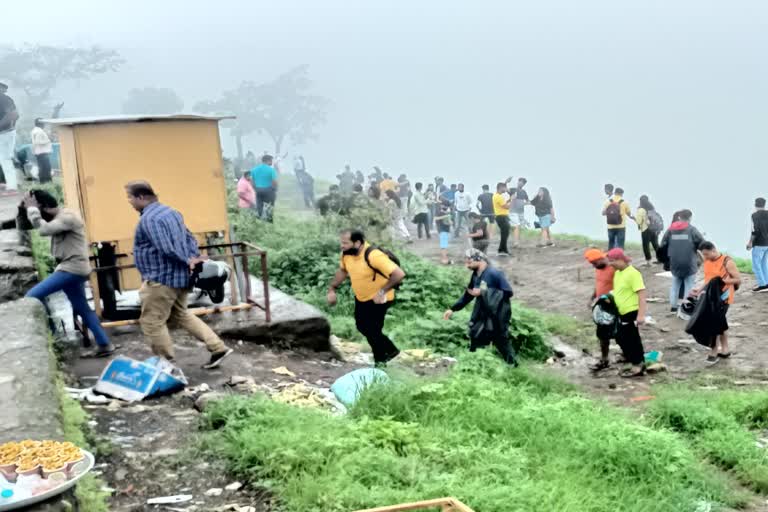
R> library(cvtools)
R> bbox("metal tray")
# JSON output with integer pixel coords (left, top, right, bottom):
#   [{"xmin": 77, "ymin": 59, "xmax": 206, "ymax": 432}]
[{"xmin": 0, "ymin": 450, "xmax": 95, "ymax": 511}]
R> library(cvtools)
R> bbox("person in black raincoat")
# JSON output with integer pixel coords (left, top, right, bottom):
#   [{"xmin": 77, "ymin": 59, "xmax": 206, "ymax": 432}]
[
  {"xmin": 443, "ymin": 249, "xmax": 517, "ymax": 365},
  {"xmin": 685, "ymin": 276, "xmax": 729, "ymax": 353}
]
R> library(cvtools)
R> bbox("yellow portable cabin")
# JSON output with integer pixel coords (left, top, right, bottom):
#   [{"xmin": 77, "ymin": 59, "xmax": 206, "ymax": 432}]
[{"xmin": 43, "ymin": 114, "xmax": 269, "ymax": 328}]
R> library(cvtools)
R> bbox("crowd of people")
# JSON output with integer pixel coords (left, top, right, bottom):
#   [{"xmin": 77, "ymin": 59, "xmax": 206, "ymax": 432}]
[{"xmin": 22, "ymin": 140, "xmax": 768, "ymax": 377}]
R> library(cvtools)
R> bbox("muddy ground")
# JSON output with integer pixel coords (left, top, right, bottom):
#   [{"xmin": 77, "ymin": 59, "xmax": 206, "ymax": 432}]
[
  {"xmin": 56, "ymin": 227, "xmax": 768, "ymax": 511},
  {"xmin": 410, "ymin": 232, "xmax": 768, "ymax": 402}
]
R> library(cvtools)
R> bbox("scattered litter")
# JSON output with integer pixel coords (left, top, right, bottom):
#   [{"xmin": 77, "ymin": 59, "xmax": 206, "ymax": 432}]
[
  {"xmin": 646, "ymin": 363, "xmax": 667, "ymax": 374},
  {"xmin": 331, "ymin": 368, "xmax": 389, "ymax": 407},
  {"xmin": 107, "ymin": 400, "xmax": 123, "ymax": 412},
  {"xmin": 676, "ymin": 338, "xmax": 696, "ymax": 345},
  {"xmin": 226, "ymin": 376, "xmax": 259, "ymax": 394},
  {"xmin": 185, "ymin": 383, "xmax": 211, "ymax": 395},
  {"xmin": 660, "ymin": 327, "xmax": 671, "ymax": 333},
  {"xmin": 630, "ymin": 395, "xmax": 655, "ymax": 402},
  {"xmin": 643, "ymin": 315, "xmax": 657, "ymax": 325},
  {"xmin": 329, "ymin": 336, "xmax": 373, "ymax": 364},
  {"xmin": 66, "ymin": 387, "xmax": 110, "ymax": 404},
  {"xmin": 644, "ymin": 351, "xmax": 663, "ymax": 364},
  {"xmin": 213, "ymin": 505, "xmax": 256, "ymax": 512},
  {"xmin": 401, "ymin": 349, "xmax": 431, "ymax": 360},
  {"xmin": 225, "ymin": 481, "xmax": 243, "ymax": 492},
  {"xmin": 147, "ymin": 494, "xmax": 193, "ymax": 505},
  {"xmin": 545, "ymin": 357, "xmax": 555, "ymax": 365},
  {"xmin": 271, "ymin": 366, "xmax": 296, "ymax": 378},
  {"xmin": 95, "ymin": 356, "xmax": 188, "ymax": 402},
  {"xmin": 646, "ymin": 297, "xmax": 664, "ymax": 303},
  {"xmin": 698, "ymin": 385, "xmax": 719, "ymax": 391},
  {"xmin": 273, "ymin": 382, "xmax": 346, "ymax": 413},
  {"xmin": 204, "ymin": 488, "xmax": 224, "ymax": 497},
  {"xmin": 441, "ymin": 356, "xmax": 458, "ymax": 364},
  {"xmin": 655, "ymin": 271, "xmax": 673, "ymax": 278}
]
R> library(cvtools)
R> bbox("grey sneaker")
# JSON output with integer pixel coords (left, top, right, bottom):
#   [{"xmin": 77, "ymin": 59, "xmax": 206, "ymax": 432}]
[
  {"xmin": 203, "ymin": 348, "xmax": 234, "ymax": 369},
  {"xmin": 81, "ymin": 343, "xmax": 116, "ymax": 358}
]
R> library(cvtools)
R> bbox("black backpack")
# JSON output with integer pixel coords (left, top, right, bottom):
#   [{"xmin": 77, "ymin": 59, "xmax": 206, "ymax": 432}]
[
  {"xmin": 364, "ymin": 246, "xmax": 403, "ymax": 289},
  {"xmin": 605, "ymin": 199, "xmax": 624, "ymax": 225}
]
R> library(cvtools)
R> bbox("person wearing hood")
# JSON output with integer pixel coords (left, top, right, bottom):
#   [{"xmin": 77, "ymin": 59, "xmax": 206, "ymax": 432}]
[
  {"xmin": 443, "ymin": 249, "xmax": 517, "ymax": 365},
  {"xmin": 659, "ymin": 209, "xmax": 704, "ymax": 312}
]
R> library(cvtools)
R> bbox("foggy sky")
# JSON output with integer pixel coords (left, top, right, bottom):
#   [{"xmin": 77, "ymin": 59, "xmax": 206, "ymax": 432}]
[{"xmin": 4, "ymin": 0, "xmax": 767, "ymax": 253}]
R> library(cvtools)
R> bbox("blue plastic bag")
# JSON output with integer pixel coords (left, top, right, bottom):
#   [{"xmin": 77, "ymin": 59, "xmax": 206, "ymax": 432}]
[{"xmin": 330, "ymin": 368, "xmax": 389, "ymax": 407}]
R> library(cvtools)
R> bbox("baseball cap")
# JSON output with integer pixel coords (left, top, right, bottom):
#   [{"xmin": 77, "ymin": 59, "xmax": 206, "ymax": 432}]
[
  {"xmin": 583, "ymin": 248, "xmax": 606, "ymax": 263},
  {"xmin": 606, "ymin": 248, "xmax": 631, "ymax": 262}
]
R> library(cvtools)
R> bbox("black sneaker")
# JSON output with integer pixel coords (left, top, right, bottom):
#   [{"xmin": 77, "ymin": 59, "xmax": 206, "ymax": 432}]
[
  {"xmin": 758, "ymin": 286, "xmax": 768, "ymax": 293},
  {"xmin": 203, "ymin": 348, "xmax": 234, "ymax": 369},
  {"xmin": 705, "ymin": 355, "xmax": 719, "ymax": 366},
  {"xmin": 670, "ymin": 307, "xmax": 679, "ymax": 313}
]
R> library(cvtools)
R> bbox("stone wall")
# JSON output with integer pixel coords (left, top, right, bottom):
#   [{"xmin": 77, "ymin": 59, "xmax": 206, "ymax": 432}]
[{"xmin": 0, "ymin": 228, "xmax": 38, "ymax": 301}]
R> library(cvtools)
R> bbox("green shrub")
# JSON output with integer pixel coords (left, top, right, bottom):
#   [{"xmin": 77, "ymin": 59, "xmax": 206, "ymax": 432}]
[{"xmin": 232, "ymin": 212, "xmax": 553, "ymax": 360}]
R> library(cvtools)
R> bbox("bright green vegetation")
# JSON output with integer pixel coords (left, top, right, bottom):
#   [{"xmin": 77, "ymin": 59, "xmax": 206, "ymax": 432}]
[
  {"xmin": 731, "ymin": 257, "xmax": 752, "ymax": 274},
  {"xmin": 30, "ymin": 231, "xmax": 54, "ymax": 278},
  {"xmin": 648, "ymin": 386, "xmax": 768, "ymax": 493},
  {"xmin": 200, "ymin": 353, "xmax": 745, "ymax": 512},
  {"xmin": 56, "ymin": 378, "xmax": 111, "ymax": 512},
  {"xmin": 232, "ymin": 210, "xmax": 552, "ymax": 360}
]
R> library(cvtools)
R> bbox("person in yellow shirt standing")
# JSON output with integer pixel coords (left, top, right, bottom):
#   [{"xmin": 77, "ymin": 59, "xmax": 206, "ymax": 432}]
[
  {"xmin": 327, "ymin": 230, "xmax": 406, "ymax": 365},
  {"xmin": 607, "ymin": 248, "xmax": 647, "ymax": 378},
  {"xmin": 602, "ymin": 187, "xmax": 633, "ymax": 250},
  {"xmin": 493, "ymin": 182, "xmax": 513, "ymax": 256}
]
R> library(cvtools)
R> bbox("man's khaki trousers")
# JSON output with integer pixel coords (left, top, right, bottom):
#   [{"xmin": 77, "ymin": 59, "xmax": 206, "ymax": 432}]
[{"xmin": 139, "ymin": 281, "xmax": 225, "ymax": 360}]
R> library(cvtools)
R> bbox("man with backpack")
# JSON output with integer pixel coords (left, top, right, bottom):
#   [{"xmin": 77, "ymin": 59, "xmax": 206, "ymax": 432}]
[
  {"xmin": 659, "ymin": 209, "xmax": 704, "ymax": 312},
  {"xmin": 327, "ymin": 230, "xmax": 406, "ymax": 365},
  {"xmin": 603, "ymin": 187, "xmax": 632, "ymax": 250}
]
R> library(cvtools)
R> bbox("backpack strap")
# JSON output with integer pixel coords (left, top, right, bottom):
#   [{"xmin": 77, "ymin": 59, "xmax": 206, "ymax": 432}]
[{"xmin": 364, "ymin": 246, "xmax": 389, "ymax": 281}]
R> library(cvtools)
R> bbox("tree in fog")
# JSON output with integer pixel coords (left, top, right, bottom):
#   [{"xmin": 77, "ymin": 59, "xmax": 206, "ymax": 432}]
[
  {"xmin": 0, "ymin": 45, "xmax": 123, "ymax": 118},
  {"xmin": 122, "ymin": 87, "xmax": 184, "ymax": 115},
  {"xmin": 195, "ymin": 65, "xmax": 328, "ymax": 167}
]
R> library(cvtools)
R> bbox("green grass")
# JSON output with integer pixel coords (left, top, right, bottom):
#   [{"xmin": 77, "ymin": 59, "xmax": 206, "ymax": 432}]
[
  {"xmin": 200, "ymin": 352, "xmax": 744, "ymax": 512},
  {"xmin": 30, "ymin": 231, "xmax": 54, "ymax": 278},
  {"xmin": 648, "ymin": 385, "xmax": 768, "ymax": 493},
  {"xmin": 731, "ymin": 257, "xmax": 752, "ymax": 274}
]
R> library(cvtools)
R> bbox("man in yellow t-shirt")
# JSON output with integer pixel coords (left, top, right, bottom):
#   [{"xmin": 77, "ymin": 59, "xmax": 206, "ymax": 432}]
[
  {"xmin": 378, "ymin": 173, "xmax": 399, "ymax": 197},
  {"xmin": 492, "ymin": 182, "xmax": 513, "ymax": 256},
  {"xmin": 327, "ymin": 229, "xmax": 406, "ymax": 364},
  {"xmin": 602, "ymin": 187, "xmax": 633, "ymax": 250},
  {"xmin": 607, "ymin": 248, "xmax": 647, "ymax": 378}
]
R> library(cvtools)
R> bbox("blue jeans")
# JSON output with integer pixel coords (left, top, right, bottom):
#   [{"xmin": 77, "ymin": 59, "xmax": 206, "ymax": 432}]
[
  {"xmin": 670, "ymin": 274, "xmax": 696, "ymax": 307},
  {"xmin": 608, "ymin": 228, "xmax": 626, "ymax": 250},
  {"xmin": 752, "ymin": 246, "xmax": 768, "ymax": 287},
  {"xmin": 26, "ymin": 271, "xmax": 110, "ymax": 347}
]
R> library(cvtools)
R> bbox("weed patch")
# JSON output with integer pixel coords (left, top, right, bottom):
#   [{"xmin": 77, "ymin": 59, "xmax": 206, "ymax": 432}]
[
  {"xmin": 648, "ymin": 386, "xmax": 768, "ymax": 493},
  {"xmin": 201, "ymin": 353, "xmax": 740, "ymax": 512}
]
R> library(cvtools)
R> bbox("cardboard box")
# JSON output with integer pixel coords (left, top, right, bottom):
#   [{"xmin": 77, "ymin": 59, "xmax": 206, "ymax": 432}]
[{"xmin": 94, "ymin": 356, "xmax": 188, "ymax": 402}]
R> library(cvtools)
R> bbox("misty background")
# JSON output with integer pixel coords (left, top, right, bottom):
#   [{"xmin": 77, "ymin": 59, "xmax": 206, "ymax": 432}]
[{"xmin": 3, "ymin": 0, "xmax": 766, "ymax": 255}]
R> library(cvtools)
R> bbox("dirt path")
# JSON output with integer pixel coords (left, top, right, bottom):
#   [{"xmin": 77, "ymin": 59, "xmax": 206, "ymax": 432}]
[
  {"xmin": 64, "ymin": 327, "xmax": 366, "ymax": 511},
  {"xmin": 408, "ymin": 232, "xmax": 768, "ymax": 402}
]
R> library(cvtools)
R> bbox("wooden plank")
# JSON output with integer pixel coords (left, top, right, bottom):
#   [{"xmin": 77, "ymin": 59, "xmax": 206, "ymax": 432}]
[{"xmin": 353, "ymin": 498, "xmax": 474, "ymax": 512}]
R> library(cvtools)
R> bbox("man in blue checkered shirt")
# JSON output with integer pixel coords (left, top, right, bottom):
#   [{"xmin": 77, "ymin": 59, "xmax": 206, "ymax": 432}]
[{"xmin": 127, "ymin": 181, "xmax": 233, "ymax": 369}]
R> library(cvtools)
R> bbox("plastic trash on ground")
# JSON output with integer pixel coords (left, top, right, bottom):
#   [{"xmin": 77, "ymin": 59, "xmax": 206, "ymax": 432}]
[
  {"xmin": 94, "ymin": 356, "xmax": 188, "ymax": 402},
  {"xmin": 330, "ymin": 368, "xmax": 389, "ymax": 407}
]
